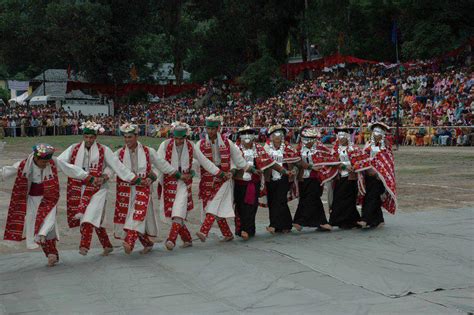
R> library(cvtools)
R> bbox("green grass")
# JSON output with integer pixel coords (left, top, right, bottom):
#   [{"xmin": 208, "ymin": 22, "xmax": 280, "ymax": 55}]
[{"xmin": 3, "ymin": 136, "xmax": 165, "ymax": 152}]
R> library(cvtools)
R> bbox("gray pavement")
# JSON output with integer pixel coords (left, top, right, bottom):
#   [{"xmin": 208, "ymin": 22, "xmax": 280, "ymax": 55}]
[{"xmin": 0, "ymin": 208, "xmax": 473, "ymax": 314}]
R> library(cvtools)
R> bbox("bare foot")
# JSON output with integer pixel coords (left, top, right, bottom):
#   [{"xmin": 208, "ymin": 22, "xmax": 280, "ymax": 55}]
[
  {"xmin": 241, "ymin": 231, "xmax": 249, "ymax": 241},
  {"xmin": 221, "ymin": 236, "xmax": 234, "ymax": 242},
  {"xmin": 102, "ymin": 247, "xmax": 113, "ymax": 256},
  {"xmin": 282, "ymin": 229, "xmax": 291, "ymax": 233},
  {"xmin": 293, "ymin": 223, "xmax": 302, "ymax": 231},
  {"xmin": 266, "ymin": 226, "xmax": 276, "ymax": 234},
  {"xmin": 181, "ymin": 242, "xmax": 193, "ymax": 248},
  {"xmin": 196, "ymin": 232, "xmax": 206, "ymax": 242},
  {"xmin": 376, "ymin": 222, "xmax": 385, "ymax": 229},
  {"xmin": 357, "ymin": 221, "xmax": 368, "ymax": 228},
  {"xmin": 123, "ymin": 242, "xmax": 133, "ymax": 255},
  {"xmin": 79, "ymin": 247, "xmax": 88, "ymax": 256},
  {"xmin": 47, "ymin": 254, "xmax": 58, "ymax": 267},
  {"xmin": 319, "ymin": 224, "xmax": 332, "ymax": 231},
  {"xmin": 140, "ymin": 246, "xmax": 153, "ymax": 254},
  {"xmin": 165, "ymin": 240, "xmax": 175, "ymax": 251}
]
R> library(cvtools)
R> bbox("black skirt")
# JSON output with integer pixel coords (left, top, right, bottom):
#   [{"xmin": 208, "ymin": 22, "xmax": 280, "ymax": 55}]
[
  {"xmin": 234, "ymin": 181, "xmax": 259, "ymax": 237},
  {"xmin": 361, "ymin": 175, "xmax": 385, "ymax": 226},
  {"xmin": 266, "ymin": 176, "xmax": 293, "ymax": 232},
  {"xmin": 293, "ymin": 178, "xmax": 328, "ymax": 227},
  {"xmin": 329, "ymin": 176, "xmax": 361, "ymax": 228}
]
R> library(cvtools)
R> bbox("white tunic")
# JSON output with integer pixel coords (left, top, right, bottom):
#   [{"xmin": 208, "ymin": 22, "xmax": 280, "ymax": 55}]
[
  {"xmin": 338, "ymin": 146, "xmax": 351, "ymax": 178},
  {"xmin": 241, "ymin": 147, "xmax": 256, "ymax": 181},
  {"xmin": 301, "ymin": 146, "xmax": 315, "ymax": 179},
  {"xmin": 58, "ymin": 142, "xmax": 137, "ymax": 228},
  {"xmin": 195, "ymin": 134, "xmax": 248, "ymax": 218},
  {"xmin": 113, "ymin": 143, "xmax": 175, "ymax": 238},
  {"xmin": 157, "ymin": 139, "xmax": 221, "ymax": 221},
  {"xmin": 1, "ymin": 157, "xmax": 88, "ymax": 249},
  {"xmin": 267, "ymin": 146, "xmax": 284, "ymax": 181}
]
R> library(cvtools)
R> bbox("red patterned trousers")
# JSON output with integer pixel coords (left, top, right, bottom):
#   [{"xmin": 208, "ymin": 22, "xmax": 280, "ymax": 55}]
[
  {"xmin": 199, "ymin": 213, "xmax": 233, "ymax": 238},
  {"xmin": 123, "ymin": 229, "xmax": 154, "ymax": 251},
  {"xmin": 40, "ymin": 239, "xmax": 59, "ymax": 259},
  {"xmin": 80, "ymin": 222, "xmax": 113, "ymax": 250},
  {"xmin": 167, "ymin": 222, "xmax": 193, "ymax": 245}
]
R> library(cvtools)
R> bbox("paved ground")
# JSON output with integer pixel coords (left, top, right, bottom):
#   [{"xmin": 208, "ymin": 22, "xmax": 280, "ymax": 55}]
[
  {"xmin": 0, "ymin": 138, "xmax": 473, "ymax": 314},
  {"xmin": 0, "ymin": 208, "xmax": 473, "ymax": 314}
]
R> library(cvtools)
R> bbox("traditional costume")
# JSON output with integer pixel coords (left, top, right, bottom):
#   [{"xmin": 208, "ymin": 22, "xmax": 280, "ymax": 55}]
[
  {"xmin": 293, "ymin": 127, "xmax": 334, "ymax": 231},
  {"xmin": 157, "ymin": 122, "xmax": 222, "ymax": 250},
  {"xmin": 113, "ymin": 123, "xmax": 176, "ymax": 254},
  {"xmin": 1, "ymin": 144, "xmax": 90, "ymax": 266},
  {"xmin": 233, "ymin": 126, "xmax": 278, "ymax": 240},
  {"xmin": 327, "ymin": 127, "xmax": 371, "ymax": 229},
  {"xmin": 263, "ymin": 125, "xmax": 300, "ymax": 234},
  {"xmin": 195, "ymin": 115, "xmax": 248, "ymax": 242},
  {"xmin": 358, "ymin": 122, "xmax": 397, "ymax": 228},
  {"xmin": 58, "ymin": 121, "xmax": 139, "ymax": 256}
]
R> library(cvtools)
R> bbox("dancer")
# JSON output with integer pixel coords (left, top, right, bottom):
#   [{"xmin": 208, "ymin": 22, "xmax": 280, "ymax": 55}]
[
  {"xmin": 358, "ymin": 122, "xmax": 397, "ymax": 228},
  {"xmin": 1, "ymin": 144, "xmax": 91, "ymax": 266},
  {"xmin": 114, "ymin": 123, "xmax": 176, "ymax": 254},
  {"xmin": 157, "ymin": 122, "xmax": 223, "ymax": 250},
  {"xmin": 195, "ymin": 114, "xmax": 248, "ymax": 242},
  {"xmin": 264, "ymin": 125, "xmax": 300, "ymax": 234}
]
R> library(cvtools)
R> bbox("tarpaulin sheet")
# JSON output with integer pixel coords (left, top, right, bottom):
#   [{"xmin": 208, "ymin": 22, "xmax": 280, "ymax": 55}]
[{"xmin": 0, "ymin": 208, "xmax": 472, "ymax": 314}]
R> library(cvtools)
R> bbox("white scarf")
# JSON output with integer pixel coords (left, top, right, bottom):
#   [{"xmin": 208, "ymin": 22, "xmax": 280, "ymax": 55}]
[
  {"xmin": 72, "ymin": 141, "xmax": 101, "ymax": 171},
  {"xmin": 170, "ymin": 139, "xmax": 191, "ymax": 172},
  {"xmin": 121, "ymin": 142, "xmax": 148, "ymax": 177},
  {"xmin": 22, "ymin": 153, "xmax": 55, "ymax": 180}
]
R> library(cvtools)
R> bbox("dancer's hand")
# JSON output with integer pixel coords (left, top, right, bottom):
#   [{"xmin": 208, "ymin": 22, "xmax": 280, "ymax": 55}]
[
  {"xmin": 181, "ymin": 173, "xmax": 192, "ymax": 181},
  {"xmin": 94, "ymin": 177, "xmax": 104, "ymax": 187},
  {"xmin": 142, "ymin": 178, "xmax": 153, "ymax": 186}
]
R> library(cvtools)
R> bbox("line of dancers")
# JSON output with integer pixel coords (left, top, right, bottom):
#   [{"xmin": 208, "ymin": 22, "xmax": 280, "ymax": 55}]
[{"xmin": 0, "ymin": 115, "xmax": 396, "ymax": 266}]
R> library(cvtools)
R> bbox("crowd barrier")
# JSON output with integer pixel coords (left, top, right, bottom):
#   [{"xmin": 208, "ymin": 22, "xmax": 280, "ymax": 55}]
[{"xmin": 1, "ymin": 124, "xmax": 472, "ymax": 146}]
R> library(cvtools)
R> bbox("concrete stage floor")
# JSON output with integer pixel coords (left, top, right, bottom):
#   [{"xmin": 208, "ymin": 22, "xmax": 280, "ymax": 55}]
[{"xmin": 0, "ymin": 208, "xmax": 473, "ymax": 315}]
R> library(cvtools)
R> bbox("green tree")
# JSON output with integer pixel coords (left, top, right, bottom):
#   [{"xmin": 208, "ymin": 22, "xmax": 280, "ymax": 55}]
[
  {"xmin": 239, "ymin": 52, "xmax": 280, "ymax": 99},
  {"xmin": 0, "ymin": 86, "xmax": 10, "ymax": 103}
]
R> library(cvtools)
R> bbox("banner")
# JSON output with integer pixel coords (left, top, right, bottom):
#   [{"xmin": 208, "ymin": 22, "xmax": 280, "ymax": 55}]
[
  {"xmin": 282, "ymin": 37, "xmax": 473, "ymax": 79},
  {"xmin": 7, "ymin": 80, "xmax": 29, "ymax": 91}
]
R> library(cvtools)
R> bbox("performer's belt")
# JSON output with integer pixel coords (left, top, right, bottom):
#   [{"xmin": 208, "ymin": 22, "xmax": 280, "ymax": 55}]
[{"xmin": 29, "ymin": 183, "xmax": 44, "ymax": 196}]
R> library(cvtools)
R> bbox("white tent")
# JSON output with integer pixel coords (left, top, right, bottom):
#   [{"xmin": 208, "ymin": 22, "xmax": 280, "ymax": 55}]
[
  {"xmin": 29, "ymin": 95, "xmax": 49, "ymax": 105},
  {"xmin": 8, "ymin": 91, "xmax": 29, "ymax": 105},
  {"xmin": 29, "ymin": 95, "xmax": 63, "ymax": 105}
]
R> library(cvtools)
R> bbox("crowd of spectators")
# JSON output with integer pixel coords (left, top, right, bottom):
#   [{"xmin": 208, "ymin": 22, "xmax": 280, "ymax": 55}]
[{"xmin": 1, "ymin": 65, "xmax": 473, "ymax": 146}]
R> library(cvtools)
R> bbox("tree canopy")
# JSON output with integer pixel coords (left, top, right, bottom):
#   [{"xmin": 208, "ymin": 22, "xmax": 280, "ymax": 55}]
[{"xmin": 0, "ymin": 0, "xmax": 472, "ymax": 96}]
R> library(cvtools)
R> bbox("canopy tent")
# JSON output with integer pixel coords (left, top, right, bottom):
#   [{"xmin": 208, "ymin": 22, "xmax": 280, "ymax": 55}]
[
  {"xmin": 29, "ymin": 95, "xmax": 64, "ymax": 105},
  {"xmin": 8, "ymin": 91, "xmax": 29, "ymax": 105}
]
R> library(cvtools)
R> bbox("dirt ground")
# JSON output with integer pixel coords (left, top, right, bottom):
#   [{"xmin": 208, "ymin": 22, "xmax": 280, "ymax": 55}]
[{"xmin": 0, "ymin": 139, "xmax": 473, "ymax": 254}]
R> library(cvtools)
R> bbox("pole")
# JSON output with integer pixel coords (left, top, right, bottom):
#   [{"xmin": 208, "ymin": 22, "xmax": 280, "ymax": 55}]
[
  {"xmin": 43, "ymin": 70, "xmax": 46, "ymax": 96},
  {"xmin": 396, "ymin": 80, "xmax": 400, "ymax": 150}
]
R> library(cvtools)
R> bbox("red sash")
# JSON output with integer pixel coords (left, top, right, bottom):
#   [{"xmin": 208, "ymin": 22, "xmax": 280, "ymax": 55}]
[
  {"xmin": 114, "ymin": 146, "xmax": 151, "ymax": 224},
  {"xmin": 162, "ymin": 139, "xmax": 194, "ymax": 218},
  {"xmin": 66, "ymin": 143, "xmax": 105, "ymax": 228},
  {"xmin": 198, "ymin": 135, "xmax": 230, "ymax": 209},
  {"xmin": 4, "ymin": 159, "xmax": 60, "ymax": 241},
  {"xmin": 364, "ymin": 144, "xmax": 397, "ymax": 214}
]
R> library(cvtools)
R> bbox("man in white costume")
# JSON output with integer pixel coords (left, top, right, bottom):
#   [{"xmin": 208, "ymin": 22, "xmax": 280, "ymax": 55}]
[
  {"xmin": 157, "ymin": 122, "xmax": 223, "ymax": 250},
  {"xmin": 113, "ymin": 123, "xmax": 176, "ymax": 254},
  {"xmin": 194, "ymin": 114, "xmax": 251, "ymax": 242},
  {"xmin": 1, "ymin": 144, "xmax": 92, "ymax": 266},
  {"xmin": 58, "ymin": 121, "xmax": 140, "ymax": 256}
]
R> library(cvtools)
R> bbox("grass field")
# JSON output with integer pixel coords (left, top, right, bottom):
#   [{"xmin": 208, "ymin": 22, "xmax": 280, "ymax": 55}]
[
  {"xmin": 3, "ymin": 135, "xmax": 165, "ymax": 152},
  {"xmin": 0, "ymin": 135, "xmax": 473, "ymax": 254}
]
